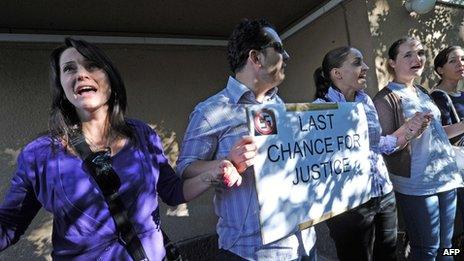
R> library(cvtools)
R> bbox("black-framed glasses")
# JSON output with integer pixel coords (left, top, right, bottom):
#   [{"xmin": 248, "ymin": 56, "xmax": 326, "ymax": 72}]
[{"xmin": 260, "ymin": 42, "xmax": 286, "ymax": 54}]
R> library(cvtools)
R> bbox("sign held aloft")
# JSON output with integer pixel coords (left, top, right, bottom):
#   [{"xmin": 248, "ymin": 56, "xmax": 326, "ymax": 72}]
[{"xmin": 247, "ymin": 103, "xmax": 372, "ymax": 244}]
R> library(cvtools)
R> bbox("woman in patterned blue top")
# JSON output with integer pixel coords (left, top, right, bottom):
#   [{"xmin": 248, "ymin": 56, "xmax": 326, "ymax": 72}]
[
  {"xmin": 374, "ymin": 37, "xmax": 464, "ymax": 261},
  {"xmin": 313, "ymin": 46, "xmax": 429, "ymax": 261}
]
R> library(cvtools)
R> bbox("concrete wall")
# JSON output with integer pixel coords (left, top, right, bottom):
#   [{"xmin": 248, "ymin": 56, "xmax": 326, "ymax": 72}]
[
  {"xmin": 366, "ymin": 0, "xmax": 464, "ymax": 89},
  {"xmin": 281, "ymin": 0, "xmax": 379, "ymax": 101},
  {"xmin": 1, "ymin": 0, "xmax": 464, "ymax": 260},
  {"xmin": 281, "ymin": 0, "xmax": 464, "ymax": 99},
  {"xmin": 0, "ymin": 42, "xmax": 229, "ymax": 260}
]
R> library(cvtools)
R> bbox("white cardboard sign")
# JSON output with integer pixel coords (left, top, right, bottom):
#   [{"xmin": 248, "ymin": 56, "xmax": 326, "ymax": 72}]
[{"xmin": 247, "ymin": 103, "xmax": 372, "ymax": 244}]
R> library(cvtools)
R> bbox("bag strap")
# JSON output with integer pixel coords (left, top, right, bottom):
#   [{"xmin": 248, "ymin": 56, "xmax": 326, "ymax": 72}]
[{"xmin": 69, "ymin": 132, "xmax": 149, "ymax": 261}]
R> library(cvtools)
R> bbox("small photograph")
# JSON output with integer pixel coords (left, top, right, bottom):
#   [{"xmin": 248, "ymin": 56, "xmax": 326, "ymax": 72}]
[{"xmin": 252, "ymin": 108, "xmax": 278, "ymax": 136}]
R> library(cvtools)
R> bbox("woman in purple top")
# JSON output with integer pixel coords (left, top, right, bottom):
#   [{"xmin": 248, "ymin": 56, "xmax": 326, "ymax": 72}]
[{"xmin": 0, "ymin": 38, "xmax": 240, "ymax": 260}]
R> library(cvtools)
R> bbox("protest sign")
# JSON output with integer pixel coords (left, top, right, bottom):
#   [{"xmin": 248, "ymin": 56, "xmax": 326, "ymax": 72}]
[{"xmin": 247, "ymin": 102, "xmax": 371, "ymax": 244}]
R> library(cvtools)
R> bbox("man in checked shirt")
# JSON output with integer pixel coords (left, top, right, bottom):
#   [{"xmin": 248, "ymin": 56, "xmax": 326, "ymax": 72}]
[{"xmin": 176, "ymin": 18, "xmax": 316, "ymax": 260}]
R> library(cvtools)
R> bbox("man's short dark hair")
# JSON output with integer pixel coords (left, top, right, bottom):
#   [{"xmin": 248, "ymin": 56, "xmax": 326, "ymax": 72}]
[{"xmin": 227, "ymin": 18, "xmax": 276, "ymax": 74}]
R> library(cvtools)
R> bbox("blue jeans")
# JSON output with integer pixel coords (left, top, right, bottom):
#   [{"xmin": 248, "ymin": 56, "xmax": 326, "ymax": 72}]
[
  {"xmin": 326, "ymin": 191, "xmax": 397, "ymax": 261},
  {"xmin": 396, "ymin": 189, "xmax": 457, "ymax": 261}
]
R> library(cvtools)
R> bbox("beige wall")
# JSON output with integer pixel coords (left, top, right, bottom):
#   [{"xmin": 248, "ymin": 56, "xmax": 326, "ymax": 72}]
[
  {"xmin": 282, "ymin": 0, "xmax": 464, "ymax": 100},
  {"xmin": 0, "ymin": 42, "xmax": 229, "ymax": 260},
  {"xmin": 367, "ymin": 0, "xmax": 464, "ymax": 89},
  {"xmin": 281, "ymin": 0, "xmax": 379, "ymax": 101},
  {"xmin": 2, "ymin": 0, "xmax": 464, "ymax": 259},
  {"xmin": 280, "ymin": 3, "xmax": 349, "ymax": 102}
]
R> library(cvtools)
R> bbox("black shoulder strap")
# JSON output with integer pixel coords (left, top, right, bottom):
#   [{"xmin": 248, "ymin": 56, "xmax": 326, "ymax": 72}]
[
  {"xmin": 69, "ymin": 133, "xmax": 93, "ymax": 159},
  {"xmin": 69, "ymin": 132, "xmax": 149, "ymax": 261}
]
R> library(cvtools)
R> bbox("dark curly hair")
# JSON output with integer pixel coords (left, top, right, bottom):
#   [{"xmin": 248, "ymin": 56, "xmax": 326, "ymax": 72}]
[{"xmin": 227, "ymin": 18, "xmax": 276, "ymax": 74}]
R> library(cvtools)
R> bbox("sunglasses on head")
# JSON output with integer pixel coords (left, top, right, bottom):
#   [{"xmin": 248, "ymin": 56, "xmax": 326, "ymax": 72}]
[{"xmin": 260, "ymin": 42, "xmax": 286, "ymax": 54}]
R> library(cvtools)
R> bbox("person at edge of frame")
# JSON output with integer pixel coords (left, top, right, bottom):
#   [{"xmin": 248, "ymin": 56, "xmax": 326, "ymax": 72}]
[
  {"xmin": 373, "ymin": 37, "xmax": 464, "ymax": 261},
  {"xmin": 0, "ymin": 38, "xmax": 240, "ymax": 261}
]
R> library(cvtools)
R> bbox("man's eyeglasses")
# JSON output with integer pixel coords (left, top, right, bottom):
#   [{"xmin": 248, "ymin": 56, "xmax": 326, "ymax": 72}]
[{"xmin": 260, "ymin": 42, "xmax": 286, "ymax": 54}]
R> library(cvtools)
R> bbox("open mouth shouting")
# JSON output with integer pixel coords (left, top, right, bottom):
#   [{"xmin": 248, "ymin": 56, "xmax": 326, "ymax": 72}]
[
  {"xmin": 358, "ymin": 72, "xmax": 367, "ymax": 81},
  {"xmin": 75, "ymin": 85, "xmax": 97, "ymax": 96},
  {"xmin": 410, "ymin": 64, "xmax": 423, "ymax": 71}
]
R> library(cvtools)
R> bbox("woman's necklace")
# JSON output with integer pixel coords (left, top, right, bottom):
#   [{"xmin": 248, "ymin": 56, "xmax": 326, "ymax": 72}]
[{"xmin": 85, "ymin": 133, "xmax": 113, "ymax": 153}]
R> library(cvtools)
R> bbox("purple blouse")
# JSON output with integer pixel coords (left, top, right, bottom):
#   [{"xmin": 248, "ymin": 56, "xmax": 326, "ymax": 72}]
[{"xmin": 0, "ymin": 119, "xmax": 185, "ymax": 260}]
